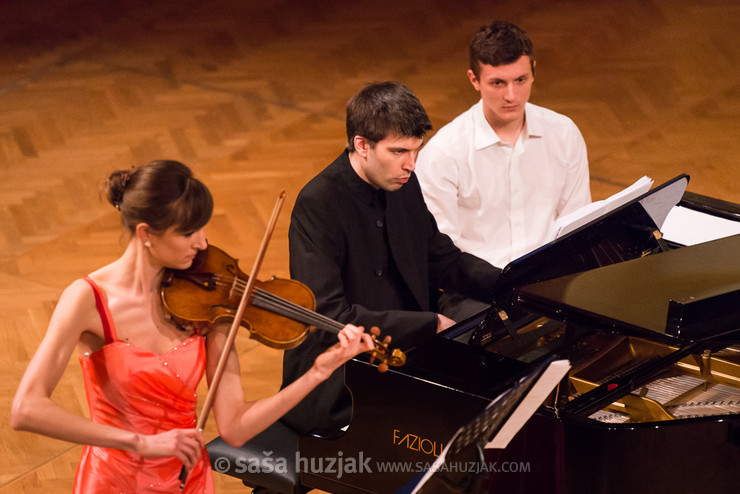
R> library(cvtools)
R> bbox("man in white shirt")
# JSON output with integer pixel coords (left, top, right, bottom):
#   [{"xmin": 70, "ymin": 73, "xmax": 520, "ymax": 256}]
[{"xmin": 416, "ymin": 21, "xmax": 591, "ymax": 268}]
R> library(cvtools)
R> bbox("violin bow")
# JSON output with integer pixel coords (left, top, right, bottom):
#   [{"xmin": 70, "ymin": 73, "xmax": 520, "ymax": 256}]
[{"xmin": 179, "ymin": 190, "xmax": 286, "ymax": 490}]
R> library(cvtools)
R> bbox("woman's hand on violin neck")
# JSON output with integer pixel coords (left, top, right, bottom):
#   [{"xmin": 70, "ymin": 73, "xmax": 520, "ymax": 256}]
[
  {"xmin": 311, "ymin": 324, "xmax": 375, "ymax": 381},
  {"xmin": 134, "ymin": 428, "xmax": 204, "ymax": 471}
]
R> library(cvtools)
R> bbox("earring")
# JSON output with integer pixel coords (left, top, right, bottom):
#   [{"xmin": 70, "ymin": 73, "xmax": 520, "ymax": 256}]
[{"xmin": 144, "ymin": 241, "xmax": 152, "ymax": 248}]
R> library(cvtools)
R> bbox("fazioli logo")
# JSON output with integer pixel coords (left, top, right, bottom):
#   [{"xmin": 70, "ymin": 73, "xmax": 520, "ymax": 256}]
[{"xmin": 392, "ymin": 429, "xmax": 444, "ymax": 457}]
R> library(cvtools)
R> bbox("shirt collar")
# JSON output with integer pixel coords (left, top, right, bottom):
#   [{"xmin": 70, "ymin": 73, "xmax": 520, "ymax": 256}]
[
  {"xmin": 472, "ymin": 100, "xmax": 501, "ymax": 150},
  {"xmin": 472, "ymin": 100, "xmax": 542, "ymax": 150},
  {"xmin": 340, "ymin": 149, "xmax": 386, "ymax": 209},
  {"xmin": 523, "ymin": 103, "xmax": 543, "ymax": 138}
]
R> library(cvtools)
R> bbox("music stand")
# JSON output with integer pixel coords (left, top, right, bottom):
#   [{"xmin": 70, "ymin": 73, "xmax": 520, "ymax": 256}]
[{"xmin": 401, "ymin": 358, "xmax": 570, "ymax": 494}]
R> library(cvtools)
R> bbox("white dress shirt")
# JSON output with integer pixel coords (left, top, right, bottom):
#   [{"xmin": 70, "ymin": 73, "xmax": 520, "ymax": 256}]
[{"xmin": 416, "ymin": 100, "xmax": 591, "ymax": 267}]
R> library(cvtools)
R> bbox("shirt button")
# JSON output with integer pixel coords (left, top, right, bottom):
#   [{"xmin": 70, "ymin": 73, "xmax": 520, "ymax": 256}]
[
  {"xmin": 374, "ymin": 269, "xmax": 383, "ymax": 277},
  {"xmin": 376, "ymin": 219, "xmax": 384, "ymax": 227}
]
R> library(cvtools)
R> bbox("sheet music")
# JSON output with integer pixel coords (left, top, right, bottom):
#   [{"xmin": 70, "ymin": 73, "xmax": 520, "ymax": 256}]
[
  {"xmin": 410, "ymin": 359, "xmax": 571, "ymax": 494},
  {"xmin": 486, "ymin": 359, "xmax": 571, "ymax": 448},
  {"xmin": 638, "ymin": 176, "xmax": 688, "ymax": 229},
  {"xmin": 554, "ymin": 176, "xmax": 654, "ymax": 239},
  {"xmin": 661, "ymin": 206, "xmax": 740, "ymax": 246}
]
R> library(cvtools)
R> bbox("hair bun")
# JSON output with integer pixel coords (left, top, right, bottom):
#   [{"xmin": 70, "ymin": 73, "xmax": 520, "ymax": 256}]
[{"xmin": 106, "ymin": 169, "xmax": 133, "ymax": 210}]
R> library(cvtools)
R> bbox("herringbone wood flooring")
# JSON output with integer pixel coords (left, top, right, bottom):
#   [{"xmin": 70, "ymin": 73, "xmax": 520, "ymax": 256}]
[{"xmin": 1, "ymin": 0, "xmax": 738, "ymax": 492}]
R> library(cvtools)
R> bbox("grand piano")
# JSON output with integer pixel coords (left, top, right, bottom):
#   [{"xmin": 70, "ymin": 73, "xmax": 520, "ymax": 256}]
[{"xmin": 208, "ymin": 176, "xmax": 740, "ymax": 494}]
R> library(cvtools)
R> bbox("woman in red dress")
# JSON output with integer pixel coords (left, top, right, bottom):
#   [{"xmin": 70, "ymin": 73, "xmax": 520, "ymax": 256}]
[{"xmin": 11, "ymin": 160, "xmax": 373, "ymax": 493}]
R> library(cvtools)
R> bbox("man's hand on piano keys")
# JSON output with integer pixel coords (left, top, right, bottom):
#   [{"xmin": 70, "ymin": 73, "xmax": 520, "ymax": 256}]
[{"xmin": 436, "ymin": 313, "xmax": 456, "ymax": 333}]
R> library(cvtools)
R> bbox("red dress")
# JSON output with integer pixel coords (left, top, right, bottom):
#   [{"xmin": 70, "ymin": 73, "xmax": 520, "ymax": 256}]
[{"xmin": 74, "ymin": 276, "xmax": 214, "ymax": 493}]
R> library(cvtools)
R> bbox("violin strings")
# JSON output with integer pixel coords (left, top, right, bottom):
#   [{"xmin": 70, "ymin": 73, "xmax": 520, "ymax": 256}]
[
  {"xmin": 255, "ymin": 292, "xmax": 344, "ymax": 332},
  {"xmin": 205, "ymin": 274, "xmax": 390, "ymax": 359},
  {"xmin": 210, "ymin": 275, "xmax": 344, "ymax": 333},
  {"xmin": 249, "ymin": 292, "xmax": 390, "ymax": 355}
]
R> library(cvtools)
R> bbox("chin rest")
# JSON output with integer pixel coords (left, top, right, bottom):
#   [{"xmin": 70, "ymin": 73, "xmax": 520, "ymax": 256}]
[{"xmin": 206, "ymin": 420, "xmax": 307, "ymax": 494}]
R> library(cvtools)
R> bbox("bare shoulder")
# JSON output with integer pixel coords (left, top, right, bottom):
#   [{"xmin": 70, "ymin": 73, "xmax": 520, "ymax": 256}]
[
  {"xmin": 47, "ymin": 278, "xmax": 103, "ymax": 346},
  {"xmin": 58, "ymin": 278, "xmax": 97, "ymax": 314}
]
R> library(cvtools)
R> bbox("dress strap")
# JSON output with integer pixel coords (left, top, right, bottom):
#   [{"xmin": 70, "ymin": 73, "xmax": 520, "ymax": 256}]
[{"xmin": 82, "ymin": 276, "xmax": 118, "ymax": 344}]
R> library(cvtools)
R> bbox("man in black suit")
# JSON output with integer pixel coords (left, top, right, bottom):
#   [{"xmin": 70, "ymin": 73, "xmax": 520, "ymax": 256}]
[{"xmin": 281, "ymin": 82, "xmax": 501, "ymax": 434}]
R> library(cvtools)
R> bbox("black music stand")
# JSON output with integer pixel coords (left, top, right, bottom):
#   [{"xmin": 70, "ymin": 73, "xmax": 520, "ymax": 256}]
[{"xmin": 399, "ymin": 357, "xmax": 570, "ymax": 494}]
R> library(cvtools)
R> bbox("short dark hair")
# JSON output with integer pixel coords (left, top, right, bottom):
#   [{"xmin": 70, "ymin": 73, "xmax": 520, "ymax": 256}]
[
  {"xmin": 469, "ymin": 21, "xmax": 535, "ymax": 78},
  {"xmin": 346, "ymin": 81, "xmax": 432, "ymax": 152},
  {"xmin": 104, "ymin": 160, "xmax": 213, "ymax": 235}
]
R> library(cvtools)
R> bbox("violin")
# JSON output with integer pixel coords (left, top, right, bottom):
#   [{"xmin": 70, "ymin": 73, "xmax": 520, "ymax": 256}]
[{"xmin": 160, "ymin": 244, "xmax": 406, "ymax": 371}]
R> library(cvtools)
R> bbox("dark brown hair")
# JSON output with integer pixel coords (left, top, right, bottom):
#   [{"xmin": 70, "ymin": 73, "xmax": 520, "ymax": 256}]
[
  {"xmin": 346, "ymin": 81, "xmax": 432, "ymax": 152},
  {"xmin": 104, "ymin": 160, "xmax": 213, "ymax": 235},
  {"xmin": 469, "ymin": 21, "xmax": 535, "ymax": 78}
]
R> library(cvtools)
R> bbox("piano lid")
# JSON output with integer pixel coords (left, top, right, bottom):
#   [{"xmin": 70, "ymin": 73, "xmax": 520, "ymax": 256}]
[
  {"xmin": 490, "ymin": 175, "xmax": 689, "ymax": 304},
  {"xmin": 514, "ymin": 234, "xmax": 740, "ymax": 342}
]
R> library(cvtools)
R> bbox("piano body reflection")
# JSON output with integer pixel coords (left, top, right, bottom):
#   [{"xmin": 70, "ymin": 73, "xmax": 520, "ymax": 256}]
[{"xmin": 298, "ymin": 178, "xmax": 740, "ymax": 494}]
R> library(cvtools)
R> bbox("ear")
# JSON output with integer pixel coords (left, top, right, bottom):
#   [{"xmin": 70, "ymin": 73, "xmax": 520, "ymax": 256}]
[
  {"xmin": 135, "ymin": 223, "xmax": 153, "ymax": 244},
  {"xmin": 531, "ymin": 59, "xmax": 536, "ymax": 81},
  {"xmin": 467, "ymin": 69, "xmax": 481, "ymax": 92},
  {"xmin": 353, "ymin": 135, "xmax": 370, "ymax": 158}
]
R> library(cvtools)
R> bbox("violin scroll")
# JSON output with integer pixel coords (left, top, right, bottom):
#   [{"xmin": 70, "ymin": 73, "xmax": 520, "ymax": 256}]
[{"xmin": 367, "ymin": 326, "xmax": 406, "ymax": 373}]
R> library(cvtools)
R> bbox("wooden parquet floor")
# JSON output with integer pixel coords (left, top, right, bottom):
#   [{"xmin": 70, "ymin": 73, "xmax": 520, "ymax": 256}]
[{"xmin": 1, "ymin": 0, "xmax": 738, "ymax": 492}]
